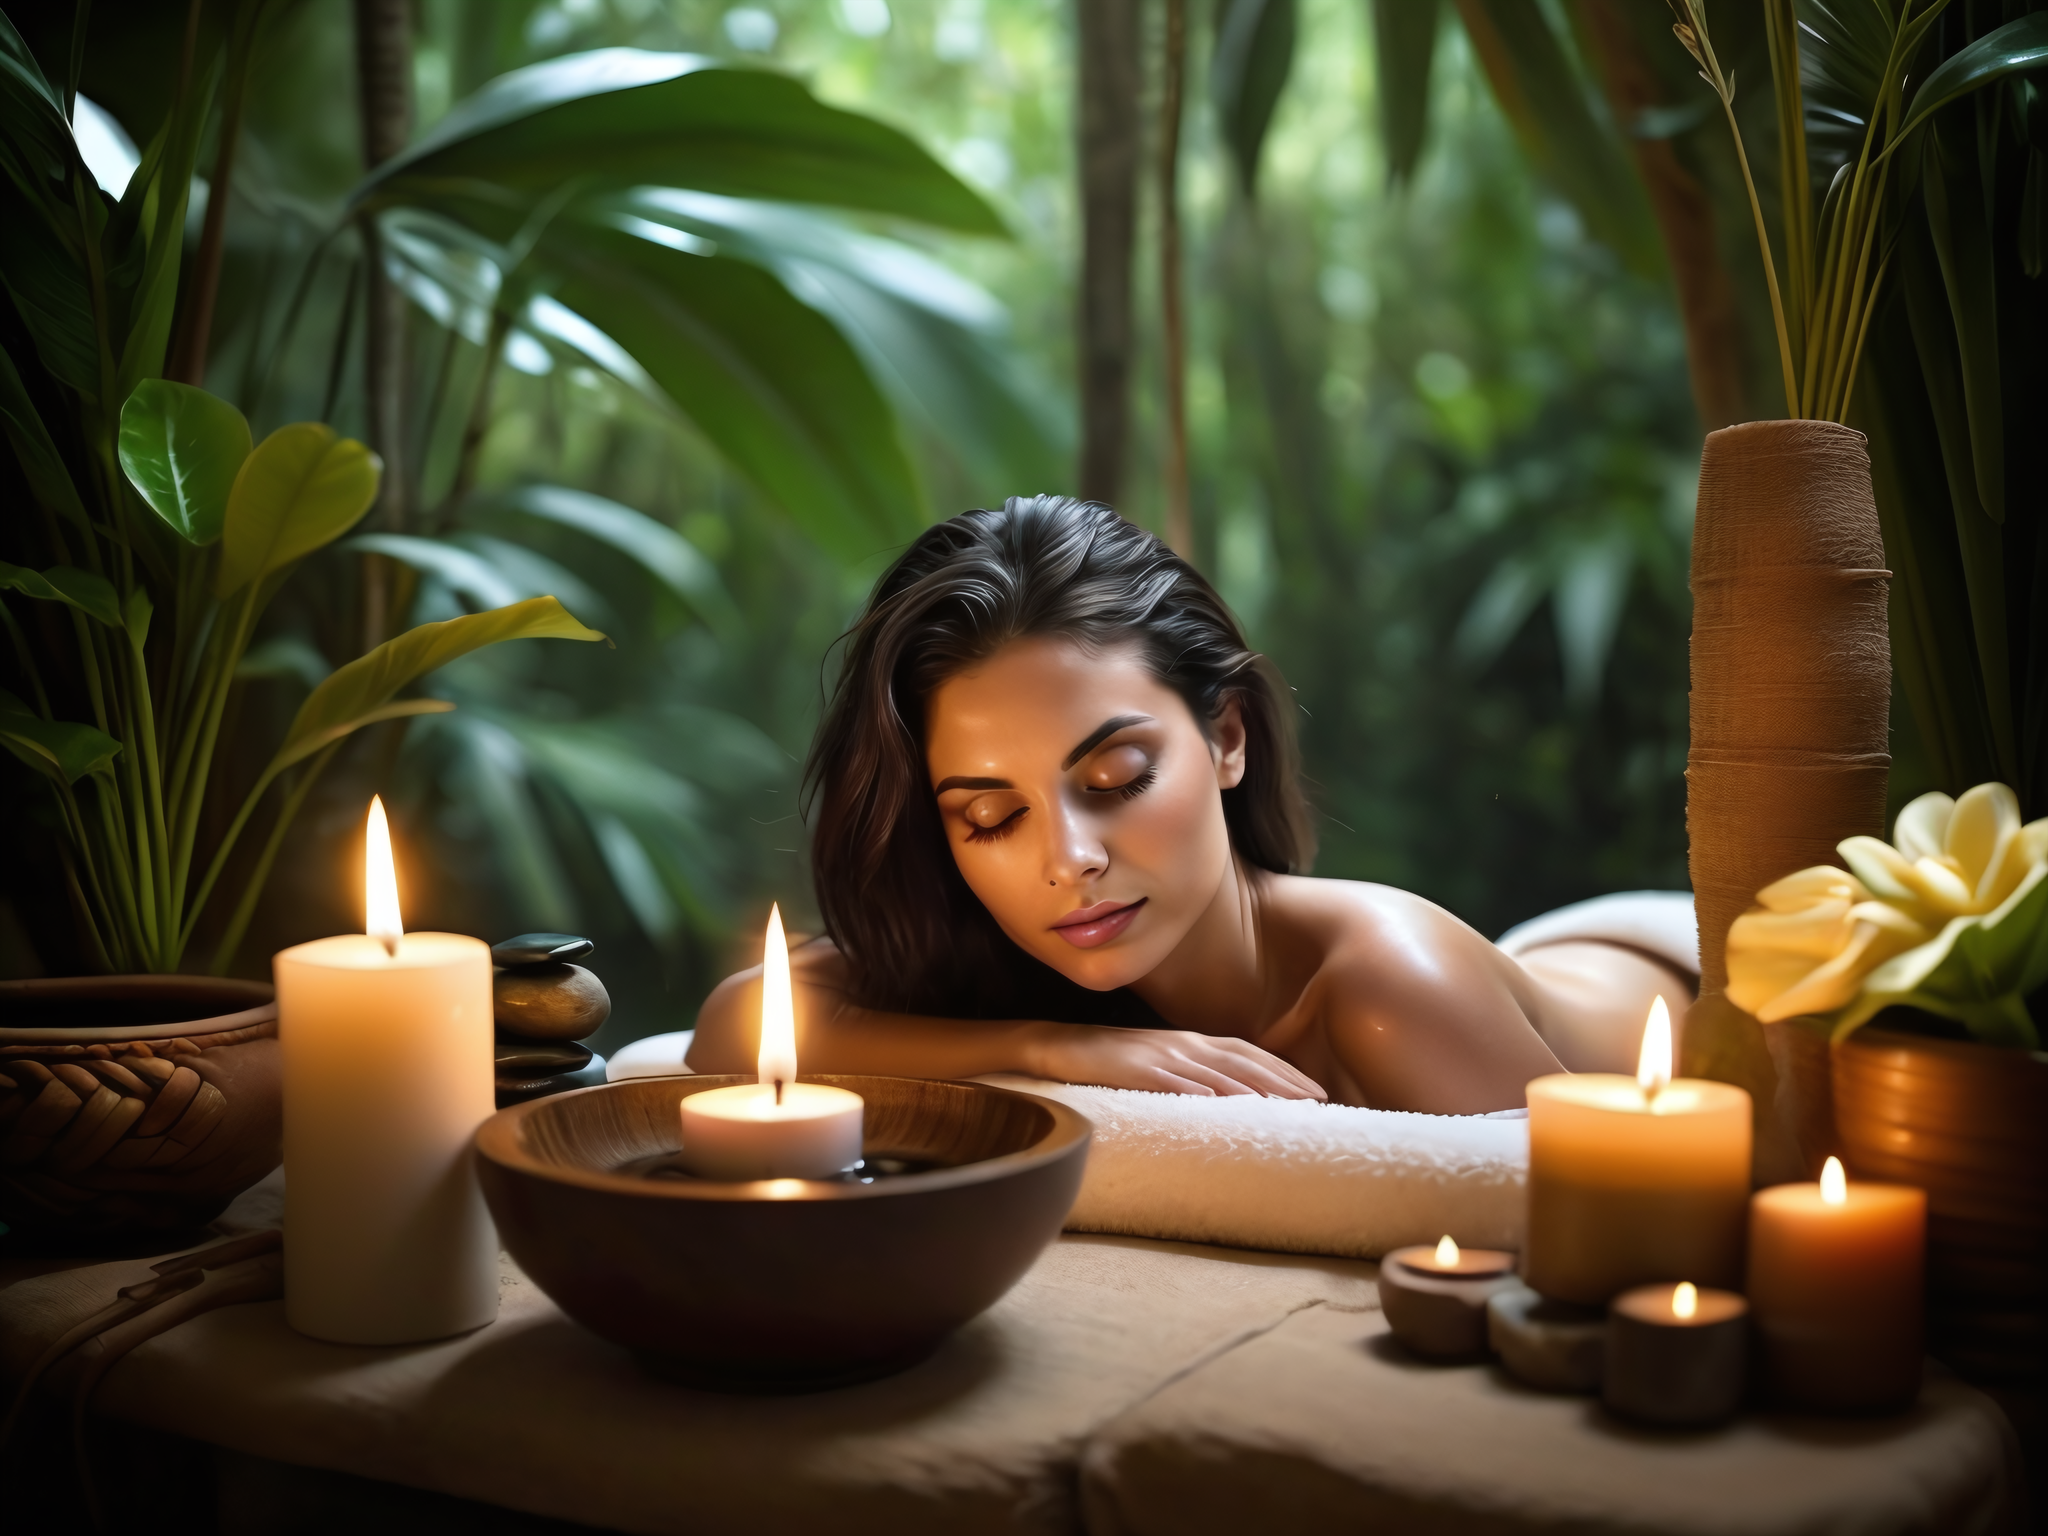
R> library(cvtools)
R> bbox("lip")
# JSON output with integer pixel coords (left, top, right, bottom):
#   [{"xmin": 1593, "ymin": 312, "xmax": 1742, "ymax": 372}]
[{"xmin": 1051, "ymin": 898, "xmax": 1145, "ymax": 949}]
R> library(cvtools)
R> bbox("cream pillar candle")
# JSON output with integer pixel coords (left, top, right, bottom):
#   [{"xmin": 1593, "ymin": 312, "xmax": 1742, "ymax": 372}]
[
  {"xmin": 678, "ymin": 904, "xmax": 863, "ymax": 1180},
  {"xmin": 1748, "ymin": 1156, "xmax": 1925, "ymax": 1411},
  {"xmin": 1524, "ymin": 999, "xmax": 1752, "ymax": 1304},
  {"xmin": 275, "ymin": 798, "xmax": 498, "ymax": 1345}
]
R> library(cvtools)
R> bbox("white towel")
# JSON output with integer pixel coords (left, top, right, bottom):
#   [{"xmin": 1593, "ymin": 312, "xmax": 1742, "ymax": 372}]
[
  {"xmin": 976, "ymin": 1075, "xmax": 1527, "ymax": 1261},
  {"xmin": 1496, "ymin": 889, "xmax": 1699, "ymax": 975}
]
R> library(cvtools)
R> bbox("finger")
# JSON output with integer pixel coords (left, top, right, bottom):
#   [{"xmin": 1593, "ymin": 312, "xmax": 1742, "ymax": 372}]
[
  {"xmin": 1167, "ymin": 1060, "xmax": 1265, "ymax": 1097},
  {"xmin": 1143, "ymin": 1069, "xmax": 1220, "ymax": 1097},
  {"xmin": 1210, "ymin": 1041, "xmax": 1327, "ymax": 1100}
]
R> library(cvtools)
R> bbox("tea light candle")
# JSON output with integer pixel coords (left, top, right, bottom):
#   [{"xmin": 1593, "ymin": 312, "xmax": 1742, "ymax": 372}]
[
  {"xmin": 1604, "ymin": 1281, "xmax": 1748, "ymax": 1427},
  {"xmin": 677, "ymin": 905, "xmax": 863, "ymax": 1180},
  {"xmin": 1380, "ymin": 1236, "xmax": 1519, "ymax": 1361},
  {"xmin": 1487, "ymin": 1282, "xmax": 1606, "ymax": 1393},
  {"xmin": 1524, "ymin": 999, "xmax": 1751, "ymax": 1304},
  {"xmin": 1748, "ymin": 1156, "xmax": 1926, "ymax": 1411},
  {"xmin": 275, "ymin": 798, "xmax": 499, "ymax": 1345}
]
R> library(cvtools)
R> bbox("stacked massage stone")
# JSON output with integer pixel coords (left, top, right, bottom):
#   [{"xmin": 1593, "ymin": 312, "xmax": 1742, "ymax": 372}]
[{"xmin": 491, "ymin": 933, "xmax": 612, "ymax": 1108}]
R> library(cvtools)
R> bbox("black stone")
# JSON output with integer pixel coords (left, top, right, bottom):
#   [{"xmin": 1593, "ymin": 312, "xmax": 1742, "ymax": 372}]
[
  {"xmin": 494, "ymin": 1039, "xmax": 594, "ymax": 1075},
  {"xmin": 495, "ymin": 1054, "xmax": 608, "ymax": 1107},
  {"xmin": 493, "ymin": 963, "xmax": 611, "ymax": 1041},
  {"xmin": 491, "ymin": 933, "xmax": 595, "ymax": 967}
]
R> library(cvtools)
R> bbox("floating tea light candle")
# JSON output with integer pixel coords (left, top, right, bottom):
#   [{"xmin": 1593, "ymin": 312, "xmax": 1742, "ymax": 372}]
[
  {"xmin": 677, "ymin": 905, "xmax": 864, "ymax": 1180},
  {"xmin": 1604, "ymin": 1280, "xmax": 1748, "ymax": 1427},
  {"xmin": 1523, "ymin": 998, "xmax": 1751, "ymax": 1304},
  {"xmin": 1380, "ymin": 1234, "xmax": 1519, "ymax": 1361},
  {"xmin": 274, "ymin": 797, "xmax": 498, "ymax": 1344},
  {"xmin": 1748, "ymin": 1156, "xmax": 1925, "ymax": 1411}
]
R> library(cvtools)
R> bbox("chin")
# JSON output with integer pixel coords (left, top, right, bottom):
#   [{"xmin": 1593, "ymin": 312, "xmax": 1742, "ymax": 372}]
[{"xmin": 1030, "ymin": 940, "xmax": 1165, "ymax": 995}]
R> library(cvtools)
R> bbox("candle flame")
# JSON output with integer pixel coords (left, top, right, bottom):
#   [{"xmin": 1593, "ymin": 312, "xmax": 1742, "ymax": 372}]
[
  {"xmin": 757, "ymin": 903, "xmax": 796, "ymax": 1092},
  {"xmin": 1636, "ymin": 995, "xmax": 1672, "ymax": 1099},
  {"xmin": 1672, "ymin": 1281, "xmax": 1697, "ymax": 1320},
  {"xmin": 1820, "ymin": 1155, "xmax": 1847, "ymax": 1206},
  {"xmin": 364, "ymin": 796, "xmax": 403, "ymax": 957},
  {"xmin": 1435, "ymin": 1234, "xmax": 1459, "ymax": 1267}
]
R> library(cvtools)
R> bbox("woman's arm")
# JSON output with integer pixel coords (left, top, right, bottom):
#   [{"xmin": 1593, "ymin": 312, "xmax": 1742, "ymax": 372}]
[{"xmin": 687, "ymin": 938, "xmax": 1324, "ymax": 1098}]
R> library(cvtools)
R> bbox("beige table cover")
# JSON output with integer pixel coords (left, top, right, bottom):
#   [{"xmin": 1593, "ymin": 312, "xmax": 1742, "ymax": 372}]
[
  {"xmin": 0, "ymin": 1174, "xmax": 2022, "ymax": 1535},
  {"xmin": 1082, "ymin": 1304, "xmax": 2025, "ymax": 1536}
]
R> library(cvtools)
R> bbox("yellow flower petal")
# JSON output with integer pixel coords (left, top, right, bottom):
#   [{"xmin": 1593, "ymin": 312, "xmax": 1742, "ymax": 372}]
[
  {"xmin": 1755, "ymin": 865, "xmax": 1869, "ymax": 912},
  {"xmin": 1908, "ymin": 855, "xmax": 1974, "ymax": 913},
  {"xmin": 1729, "ymin": 901, "xmax": 1856, "ymax": 958},
  {"xmin": 1845, "ymin": 901, "xmax": 1931, "ymax": 944},
  {"xmin": 1894, "ymin": 792, "xmax": 1955, "ymax": 863},
  {"xmin": 1754, "ymin": 921, "xmax": 1906, "ymax": 1023},
  {"xmin": 1838, "ymin": 837, "xmax": 1919, "ymax": 904},
  {"xmin": 1946, "ymin": 782, "xmax": 2019, "ymax": 889}
]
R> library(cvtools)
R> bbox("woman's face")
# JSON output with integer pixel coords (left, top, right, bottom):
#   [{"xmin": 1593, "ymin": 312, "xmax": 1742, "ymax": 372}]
[{"xmin": 925, "ymin": 635, "xmax": 1246, "ymax": 992}]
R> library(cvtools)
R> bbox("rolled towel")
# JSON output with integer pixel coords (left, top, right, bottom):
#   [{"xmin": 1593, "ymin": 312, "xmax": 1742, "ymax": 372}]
[
  {"xmin": 1496, "ymin": 889, "xmax": 1699, "ymax": 976},
  {"xmin": 976, "ymin": 1075, "xmax": 1527, "ymax": 1261}
]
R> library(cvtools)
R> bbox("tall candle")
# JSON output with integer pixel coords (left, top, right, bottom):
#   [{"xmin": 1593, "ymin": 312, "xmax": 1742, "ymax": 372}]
[
  {"xmin": 1524, "ymin": 999, "xmax": 1751, "ymax": 1304},
  {"xmin": 677, "ymin": 905, "xmax": 863, "ymax": 1180},
  {"xmin": 275, "ymin": 798, "xmax": 498, "ymax": 1345},
  {"xmin": 1748, "ymin": 1156, "xmax": 1925, "ymax": 1411}
]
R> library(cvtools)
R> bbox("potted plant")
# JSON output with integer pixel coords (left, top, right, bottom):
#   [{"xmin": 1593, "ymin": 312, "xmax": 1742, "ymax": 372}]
[
  {"xmin": 1727, "ymin": 782, "xmax": 2048, "ymax": 1385},
  {"xmin": 0, "ymin": 23, "xmax": 603, "ymax": 1234}
]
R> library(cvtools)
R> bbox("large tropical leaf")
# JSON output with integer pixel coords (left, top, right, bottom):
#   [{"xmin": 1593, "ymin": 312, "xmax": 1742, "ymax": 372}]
[
  {"xmin": 1896, "ymin": 12, "xmax": 2048, "ymax": 144},
  {"xmin": 1452, "ymin": 0, "xmax": 1662, "ymax": 278},
  {"xmin": 118, "ymin": 380, "xmax": 252, "ymax": 546},
  {"xmin": 355, "ymin": 50, "xmax": 1003, "ymax": 236},
  {"xmin": 612, "ymin": 190, "xmax": 1066, "ymax": 498},
  {"xmin": 216, "ymin": 423, "xmax": 381, "ymax": 596},
  {"xmin": 536, "ymin": 219, "xmax": 926, "ymax": 561},
  {"xmin": 476, "ymin": 482, "xmax": 737, "ymax": 628},
  {"xmin": 1372, "ymin": 0, "xmax": 1441, "ymax": 187},
  {"xmin": 1213, "ymin": 0, "xmax": 1298, "ymax": 194},
  {"xmin": 272, "ymin": 596, "xmax": 607, "ymax": 775}
]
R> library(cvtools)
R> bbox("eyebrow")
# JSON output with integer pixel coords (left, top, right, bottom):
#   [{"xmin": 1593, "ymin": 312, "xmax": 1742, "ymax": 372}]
[
  {"xmin": 932, "ymin": 714, "xmax": 1157, "ymax": 796},
  {"xmin": 1061, "ymin": 714, "xmax": 1154, "ymax": 770}
]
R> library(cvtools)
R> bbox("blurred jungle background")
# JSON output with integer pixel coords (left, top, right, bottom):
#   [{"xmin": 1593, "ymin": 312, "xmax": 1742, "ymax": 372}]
[{"xmin": 3, "ymin": 0, "xmax": 1751, "ymax": 1051}]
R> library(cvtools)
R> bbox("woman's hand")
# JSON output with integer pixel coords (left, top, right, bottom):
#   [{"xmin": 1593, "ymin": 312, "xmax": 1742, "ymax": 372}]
[{"xmin": 1027, "ymin": 1023, "xmax": 1327, "ymax": 1099}]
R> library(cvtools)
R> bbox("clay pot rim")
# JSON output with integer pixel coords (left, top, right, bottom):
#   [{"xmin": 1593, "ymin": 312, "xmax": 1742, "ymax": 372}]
[
  {"xmin": 477, "ymin": 1073, "xmax": 1092, "ymax": 1205},
  {"xmin": 1845, "ymin": 1024, "xmax": 2048, "ymax": 1068},
  {"xmin": 0, "ymin": 974, "xmax": 276, "ymax": 1044}
]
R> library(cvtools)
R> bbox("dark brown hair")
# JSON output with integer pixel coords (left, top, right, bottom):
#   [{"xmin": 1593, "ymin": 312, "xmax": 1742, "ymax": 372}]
[{"xmin": 805, "ymin": 495, "xmax": 1313, "ymax": 1020}]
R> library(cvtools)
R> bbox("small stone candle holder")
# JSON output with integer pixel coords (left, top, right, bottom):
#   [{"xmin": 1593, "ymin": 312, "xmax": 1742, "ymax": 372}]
[
  {"xmin": 1486, "ymin": 1281, "xmax": 1605, "ymax": 1393},
  {"xmin": 1380, "ymin": 1237, "xmax": 1518, "ymax": 1361},
  {"xmin": 1604, "ymin": 1282, "xmax": 1747, "ymax": 1428}
]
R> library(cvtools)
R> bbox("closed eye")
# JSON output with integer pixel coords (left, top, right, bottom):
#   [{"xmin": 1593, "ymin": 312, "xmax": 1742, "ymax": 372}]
[
  {"xmin": 965, "ymin": 807, "xmax": 1026, "ymax": 843},
  {"xmin": 1088, "ymin": 766, "xmax": 1158, "ymax": 801}
]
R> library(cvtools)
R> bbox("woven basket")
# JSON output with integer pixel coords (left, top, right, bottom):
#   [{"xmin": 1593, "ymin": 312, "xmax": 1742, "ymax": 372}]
[{"xmin": 0, "ymin": 976, "xmax": 283, "ymax": 1237}]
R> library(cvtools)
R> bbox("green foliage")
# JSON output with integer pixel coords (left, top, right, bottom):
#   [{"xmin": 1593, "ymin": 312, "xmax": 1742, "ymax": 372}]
[
  {"xmin": 216, "ymin": 424, "xmax": 380, "ymax": 595},
  {"xmin": 118, "ymin": 380, "xmax": 252, "ymax": 546}
]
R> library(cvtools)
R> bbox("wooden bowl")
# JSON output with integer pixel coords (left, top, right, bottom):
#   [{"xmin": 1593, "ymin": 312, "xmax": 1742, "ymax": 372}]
[{"xmin": 474, "ymin": 1075, "xmax": 1090, "ymax": 1389}]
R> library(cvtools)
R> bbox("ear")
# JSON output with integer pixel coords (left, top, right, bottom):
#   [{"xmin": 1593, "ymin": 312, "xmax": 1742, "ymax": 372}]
[{"xmin": 1212, "ymin": 696, "xmax": 1248, "ymax": 790}]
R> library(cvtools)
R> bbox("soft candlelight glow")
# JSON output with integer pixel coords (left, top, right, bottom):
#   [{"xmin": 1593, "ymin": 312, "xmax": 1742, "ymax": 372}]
[
  {"xmin": 1636, "ymin": 995, "xmax": 1672, "ymax": 1098},
  {"xmin": 365, "ymin": 796, "xmax": 403, "ymax": 957},
  {"xmin": 1672, "ymin": 1281, "xmax": 1698, "ymax": 1320},
  {"xmin": 675, "ymin": 904, "xmax": 864, "ymax": 1181},
  {"xmin": 758, "ymin": 902, "xmax": 796, "ymax": 1095},
  {"xmin": 1435, "ymin": 1234, "xmax": 1459, "ymax": 1266},
  {"xmin": 1820, "ymin": 1155, "xmax": 1847, "ymax": 1205}
]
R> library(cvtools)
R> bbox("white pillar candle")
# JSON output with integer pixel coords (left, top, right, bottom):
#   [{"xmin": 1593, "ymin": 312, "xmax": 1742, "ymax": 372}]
[
  {"xmin": 275, "ymin": 797, "xmax": 498, "ymax": 1345},
  {"xmin": 678, "ymin": 904, "xmax": 862, "ymax": 1180}
]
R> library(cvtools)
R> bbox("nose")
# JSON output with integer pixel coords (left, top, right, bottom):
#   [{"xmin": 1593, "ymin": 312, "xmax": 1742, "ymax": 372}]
[{"xmin": 1043, "ymin": 795, "xmax": 1108, "ymax": 888}]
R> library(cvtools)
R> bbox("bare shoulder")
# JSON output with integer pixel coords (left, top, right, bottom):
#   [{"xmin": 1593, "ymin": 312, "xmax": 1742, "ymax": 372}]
[
  {"xmin": 688, "ymin": 936, "xmax": 850, "ymax": 1072},
  {"xmin": 1264, "ymin": 875, "xmax": 1531, "ymax": 1014}
]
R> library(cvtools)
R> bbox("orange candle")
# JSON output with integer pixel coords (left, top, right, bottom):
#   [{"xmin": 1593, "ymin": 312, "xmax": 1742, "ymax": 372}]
[
  {"xmin": 1747, "ymin": 1156, "xmax": 1925, "ymax": 1411},
  {"xmin": 1524, "ymin": 999, "xmax": 1751, "ymax": 1304}
]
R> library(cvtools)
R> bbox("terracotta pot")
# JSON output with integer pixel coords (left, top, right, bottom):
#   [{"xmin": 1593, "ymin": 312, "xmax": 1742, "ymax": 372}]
[
  {"xmin": 1833, "ymin": 1023, "xmax": 2048, "ymax": 1385},
  {"xmin": 0, "ymin": 976, "xmax": 283, "ymax": 1237}
]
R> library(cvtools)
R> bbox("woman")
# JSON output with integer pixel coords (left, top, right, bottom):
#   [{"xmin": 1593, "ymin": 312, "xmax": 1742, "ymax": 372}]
[{"xmin": 690, "ymin": 497, "xmax": 1691, "ymax": 1113}]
